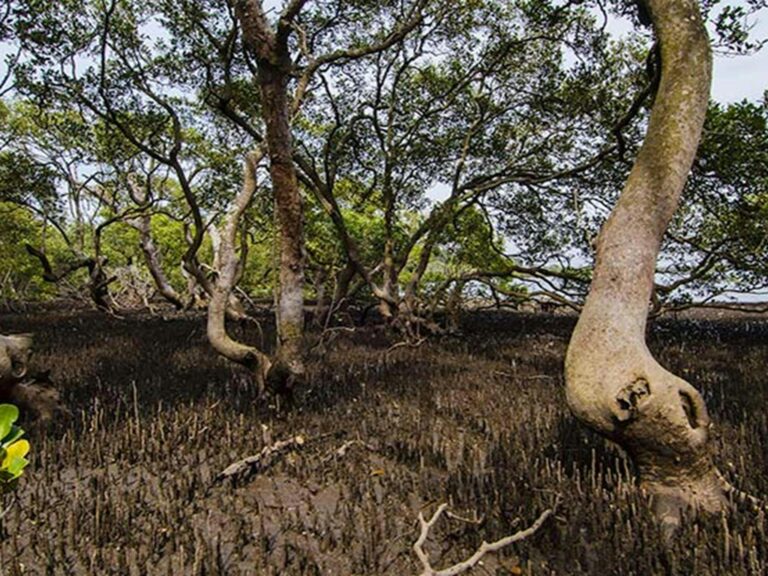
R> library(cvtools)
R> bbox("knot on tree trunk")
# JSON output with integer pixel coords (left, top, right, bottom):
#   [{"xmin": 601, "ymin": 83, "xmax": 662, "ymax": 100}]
[
  {"xmin": 614, "ymin": 377, "xmax": 650, "ymax": 423},
  {"xmin": 605, "ymin": 369, "xmax": 727, "ymax": 530},
  {"xmin": 566, "ymin": 348, "xmax": 729, "ymax": 531},
  {"xmin": 610, "ymin": 370, "xmax": 710, "ymax": 457}
]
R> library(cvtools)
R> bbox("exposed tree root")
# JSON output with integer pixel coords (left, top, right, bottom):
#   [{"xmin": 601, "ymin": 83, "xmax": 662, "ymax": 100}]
[{"xmin": 386, "ymin": 337, "xmax": 427, "ymax": 355}]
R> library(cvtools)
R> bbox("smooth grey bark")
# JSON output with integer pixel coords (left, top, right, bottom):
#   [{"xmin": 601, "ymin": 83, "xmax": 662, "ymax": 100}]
[
  {"xmin": 134, "ymin": 217, "xmax": 185, "ymax": 309},
  {"xmin": 125, "ymin": 179, "xmax": 186, "ymax": 310},
  {"xmin": 0, "ymin": 334, "xmax": 64, "ymax": 421},
  {"xmin": 564, "ymin": 0, "xmax": 724, "ymax": 529},
  {"xmin": 207, "ymin": 149, "xmax": 273, "ymax": 388}
]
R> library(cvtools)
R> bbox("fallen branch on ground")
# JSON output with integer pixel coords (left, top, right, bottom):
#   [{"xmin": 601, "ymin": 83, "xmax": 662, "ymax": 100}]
[
  {"xmin": 309, "ymin": 325, "xmax": 357, "ymax": 354},
  {"xmin": 386, "ymin": 337, "xmax": 427, "ymax": 354},
  {"xmin": 321, "ymin": 439, "xmax": 377, "ymax": 463},
  {"xmin": 413, "ymin": 502, "xmax": 556, "ymax": 576},
  {"xmin": 214, "ymin": 435, "xmax": 306, "ymax": 484},
  {"xmin": 444, "ymin": 508, "xmax": 485, "ymax": 526}
]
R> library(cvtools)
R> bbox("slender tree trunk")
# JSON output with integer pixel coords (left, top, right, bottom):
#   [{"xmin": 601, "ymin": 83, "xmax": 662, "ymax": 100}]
[
  {"xmin": 207, "ymin": 151, "xmax": 272, "ymax": 390},
  {"xmin": 258, "ymin": 60, "xmax": 305, "ymax": 381},
  {"xmin": 130, "ymin": 214, "xmax": 185, "ymax": 309},
  {"xmin": 332, "ymin": 260, "xmax": 355, "ymax": 307},
  {"xmin": 307, "ymin": 266, "xmax": 326, "ymax": 328},
  {"xmin": 305, "ymin": 177, "xmax": 396, "ymax": 314},
  {"xmin": 564, "ymin": 0, "xmax": 722, "ymax": 530},
  {"xmin": 125, "ymin": 177, "xmax": 185, "ymax": 309},
  {"xmin": 181, "ymin": 265, "xmax": 207, "ymax": 308},
  {"xmin": 445, "ymin": 279, "xmax": 465, "ymax": 333},
  {"xmin": 378, "ymin": 236, "xmax": 397, "ymax": 320}
]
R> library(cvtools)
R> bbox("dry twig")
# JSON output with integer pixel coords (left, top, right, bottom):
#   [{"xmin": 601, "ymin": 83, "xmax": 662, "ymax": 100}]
[
  {"xmin": 413, "ymin": 503, "xmax": 555, "ymax": 576},
  {"xmin": 214, "ymin": 435, "xmax": 306, "ymax": 484},
  {"xmin": 386, "ymin": 337, "xmax": 427, "ymax": 354},
  {"xmin": 321, "ymin": 439, "xmax": 377, "ymax": 463}
]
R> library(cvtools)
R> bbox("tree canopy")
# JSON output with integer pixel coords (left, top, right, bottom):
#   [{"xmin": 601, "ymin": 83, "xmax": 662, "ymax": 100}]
[{"xmin": 0, "ymin": 0, "xmax": 766, "ymax": 318}]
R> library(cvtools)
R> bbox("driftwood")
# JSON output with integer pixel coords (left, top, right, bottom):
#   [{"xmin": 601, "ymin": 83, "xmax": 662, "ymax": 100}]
[
  {"xmin": 214, "ymin": 434, "xmax": 306, "ymax": 484},
  {"xmin": 413, "ymin": 503, "xmax": 556, "ymax": 576}
]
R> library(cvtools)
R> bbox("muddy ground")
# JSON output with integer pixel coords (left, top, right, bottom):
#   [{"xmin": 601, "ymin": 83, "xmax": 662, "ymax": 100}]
[{"xmin": 0, "ymin": 306, "xmax": 765, "ymax": 575}]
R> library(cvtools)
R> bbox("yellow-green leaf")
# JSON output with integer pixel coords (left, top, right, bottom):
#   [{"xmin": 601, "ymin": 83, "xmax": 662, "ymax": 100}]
[{"xmin": 5, "ymin": 439, "xmax": 30, "ymax": 461}]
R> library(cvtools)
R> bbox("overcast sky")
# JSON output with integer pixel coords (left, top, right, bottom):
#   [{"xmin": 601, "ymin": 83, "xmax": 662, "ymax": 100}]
[
  {"xmin": 604, "ymin": 2, "xmax": 768, "ymax": 104},
  {"xmin": 712, "ymin": 40, "xmax": 768, "ymax": 103}
]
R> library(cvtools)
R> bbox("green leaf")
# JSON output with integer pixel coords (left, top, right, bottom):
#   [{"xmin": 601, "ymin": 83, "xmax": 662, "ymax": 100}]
[
  {"xmin": 4, "ymin": 456, "xmax": 28, "ymax": 478},
  {"xmin": 0, "ymin": 405, "xmax": 19, "ymax": 440},
  {"xmin": 0, "ymin": 425, "xmax": 24, "ymax": 449},
  {"xmin": 5, "ymin": 440, "xmax": 29, "ymax": 461}
]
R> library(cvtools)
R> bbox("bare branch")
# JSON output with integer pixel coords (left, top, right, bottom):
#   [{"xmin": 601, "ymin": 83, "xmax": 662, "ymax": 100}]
[
  {"xmin": 24, "ymin": 244, "xmax": 92, "ymax": 283},
  {"xmin": 414, "ymin": 504, "xmax": 555, "ymax": 576},
  {"xmin": 215, "ymin": 434, "xmax": 306, "ymax": 484}
]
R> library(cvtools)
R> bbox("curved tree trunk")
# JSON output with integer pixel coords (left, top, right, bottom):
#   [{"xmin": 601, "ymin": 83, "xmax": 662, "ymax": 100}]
[
  {"xmin": 125, "ymin": 176, "xmax": 186, "ymax": 310},
  {"xmin": 207, "ymin": 150, "xmax": 273, "ymax": 390},
  {"xmin": 564, "ymin": 0, "xmax": 722, "ymax": 530}
]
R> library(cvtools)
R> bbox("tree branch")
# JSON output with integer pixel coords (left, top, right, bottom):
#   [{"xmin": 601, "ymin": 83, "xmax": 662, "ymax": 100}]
[{"xmin": 414, "ymin": 504, "xmax": 555, "ymax": 576}]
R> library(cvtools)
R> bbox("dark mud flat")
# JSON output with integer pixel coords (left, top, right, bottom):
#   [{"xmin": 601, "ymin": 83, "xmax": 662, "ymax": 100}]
[{"xmin": 0, "ymin": 307, "xmax": 766, "ymax": 575}]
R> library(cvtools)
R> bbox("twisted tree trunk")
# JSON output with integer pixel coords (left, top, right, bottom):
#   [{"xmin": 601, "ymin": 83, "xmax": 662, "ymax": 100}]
[
  {"xmin": 564, "ymin": 0, "xmax": 723, "ymax": 530},
  {"xmin": 134, "ymin": 217, "xmax": 185, "ymax": 310},
  {"xmin": 123, "ymin": 177, "xmax": 186, "ymax": 309},
  {"xmin": 207, "ymin": 150, "xmax": 273, "ymax": 391}
]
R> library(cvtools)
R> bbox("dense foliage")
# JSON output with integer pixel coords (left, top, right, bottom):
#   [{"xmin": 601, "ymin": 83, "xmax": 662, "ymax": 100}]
[{"xmin": 0, "ymin": 0, "xmax": 766, "ymax": 317}]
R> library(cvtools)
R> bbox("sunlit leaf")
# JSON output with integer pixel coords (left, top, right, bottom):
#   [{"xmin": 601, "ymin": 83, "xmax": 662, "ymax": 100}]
[{"xmin": 0, "ymin": 404, "xmax": 19, "ymax": 440}]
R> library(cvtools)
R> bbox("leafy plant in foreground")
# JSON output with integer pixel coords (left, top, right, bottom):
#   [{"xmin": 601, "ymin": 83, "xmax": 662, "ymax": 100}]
[{"xmin": 0, "ymin": 404, "xmax": 30, "ymax": 493}]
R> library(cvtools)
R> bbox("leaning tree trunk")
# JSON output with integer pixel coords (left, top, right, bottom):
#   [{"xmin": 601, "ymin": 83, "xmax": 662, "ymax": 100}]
[
  {"xmin": 564, "ymin": 0, "xmax": 723, "ymax": 530},
  {"xmin": 125, "ymin": 177, "xmax": 186, "ymax": 310},
  {"xmin": 130, "ymin": 214, "xmax": 185, "ymax": 310}
]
